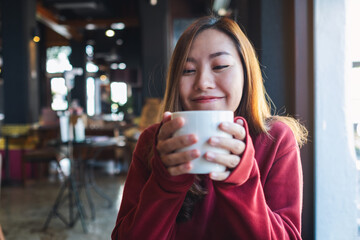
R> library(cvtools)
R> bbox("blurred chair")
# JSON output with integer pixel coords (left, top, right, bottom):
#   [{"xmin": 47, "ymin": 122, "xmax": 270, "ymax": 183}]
[
  {"xmin": 21, "ymin": 125, "xmax": 62, "ymax": 186},
  {"xmin": 138, "ymin": 98, "xmax": 162, "ymax": 131},
  {"xmin": 0, "ymin": 154, "xmax": 5, "ymax": 240},
  {"xmin": 123, "ymin": 97, "xmax": 163, "ymax": 157}
]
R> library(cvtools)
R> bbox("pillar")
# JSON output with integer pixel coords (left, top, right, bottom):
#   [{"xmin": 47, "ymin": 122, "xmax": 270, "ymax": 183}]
[
  {"xmin": 260, "ymin": 0, "xmax": 295, "ymax": 114},
  {"xmin": 139, "ymin": 0, "xmax": 170, "ymax": 101},
  {"xmin": 1, "ymin": 0, "xmax": 39, "ymax": 125},
  {"xmin": 69, "ymin": 40, "xmax": 87, "ymax": 110}
]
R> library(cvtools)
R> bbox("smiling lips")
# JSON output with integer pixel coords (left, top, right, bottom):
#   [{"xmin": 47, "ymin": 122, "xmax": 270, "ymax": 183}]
[{"xmin": 192, "ymin": 96, "xmax": 224, "ymax": 103}]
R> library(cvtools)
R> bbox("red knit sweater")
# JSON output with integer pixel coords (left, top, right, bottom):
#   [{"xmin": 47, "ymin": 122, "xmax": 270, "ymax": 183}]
[{"xmin": 112, "ymin": 117, "xmax": 303, "ymax": 239}]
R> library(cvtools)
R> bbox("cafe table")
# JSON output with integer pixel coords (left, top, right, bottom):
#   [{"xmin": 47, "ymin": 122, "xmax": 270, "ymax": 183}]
[{"xmin": 42, "ymin": 135, "xmax": 126, "ymax": 233}]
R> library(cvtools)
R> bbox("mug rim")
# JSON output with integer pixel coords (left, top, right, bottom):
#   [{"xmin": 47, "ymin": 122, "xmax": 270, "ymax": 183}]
[{"xmin": 172, "ymin": 110, "xmax": 233, "ymax": 115}]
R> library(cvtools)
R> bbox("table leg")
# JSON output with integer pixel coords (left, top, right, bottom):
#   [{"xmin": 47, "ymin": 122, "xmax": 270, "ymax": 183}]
[
  {"xmin": 43, "ymin": 180, "xmax": 69, "ymax": 230},
  {"xmin": 84, "ymin": 172, "xmax": 96, "ymax": 220},
  {"xmin": 42, "ymin": 176, "xmax": 88, "ymax": 233},
  {"xmin": 70, "ymin": 176, "xmax": 88, "ymax": 233},
  {"xmin": 87, "ymin": 161, "xmax": 113, "ymax": 208}
]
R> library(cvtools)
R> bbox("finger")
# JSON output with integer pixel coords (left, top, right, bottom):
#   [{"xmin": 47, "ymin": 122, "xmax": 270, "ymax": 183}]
[
  {"xmin": 162, "ymin": 111, "xmax": 172, "ymax": 123},
  {"xmin": 204, "ymin": 151, "xmax": 241, "ymax": 169},
  {"xmin": 208, "ymin": 137, "xmax": 245, "ymax": 155},
  {"xmin": 209, "ymin": 171, "xmax": 230, "ymax": 181},
  {"xmin": 236, "ymin": 118, "xmax": 244, "ymax": 126},
  {"xmin": 158, "ymin": 117, "xmax": 185, "ymax": 140},
  {"xmin": 219, "ymin": 122, "xmax": 246, "ymax": 140},
  {"xmin": 167, "ymin": 162, "xmax": 193, "ymax": 176},
  {"xmin": 162, "ymin": 149, "xmax": 200, "ymax": 167},
  {"xmin": 157, "ymin": 134, "xmax": 198, "ymax": 154}
]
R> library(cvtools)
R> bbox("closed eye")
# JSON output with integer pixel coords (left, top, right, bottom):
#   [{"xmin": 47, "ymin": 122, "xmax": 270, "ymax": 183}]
[
  {"xmin": 183, "ymin": 69, "xmax": 196, "ymax": 75},
  {"xmin": 213, "ymin": 65, "xmax": 229, "ymax": 70}
]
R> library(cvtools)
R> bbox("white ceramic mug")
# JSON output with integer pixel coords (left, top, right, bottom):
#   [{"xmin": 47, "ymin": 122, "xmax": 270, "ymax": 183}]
[{"xmin": 171, "ymin": 110, "xmax": 234, "ymax": 174}]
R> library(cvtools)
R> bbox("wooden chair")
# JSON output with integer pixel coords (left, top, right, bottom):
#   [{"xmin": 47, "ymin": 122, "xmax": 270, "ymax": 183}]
[{"xmin": 21, "ymin": 126, "xmax": 61, "ymax": 186}]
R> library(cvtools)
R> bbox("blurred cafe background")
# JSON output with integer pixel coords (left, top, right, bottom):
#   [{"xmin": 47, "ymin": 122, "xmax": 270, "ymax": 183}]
[{"xmin": 0, "ymin": 0, "xmax": 359, "ymax": 239}]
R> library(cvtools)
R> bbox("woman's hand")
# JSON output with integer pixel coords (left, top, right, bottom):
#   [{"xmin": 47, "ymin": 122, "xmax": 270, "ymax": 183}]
[
  {"xmin": 156, "ymin": 112, "xmax": 200, "ymax": 176},
  {"xmin": 205, "ymin": 118, "xmax": 246, "ymax": 181}
]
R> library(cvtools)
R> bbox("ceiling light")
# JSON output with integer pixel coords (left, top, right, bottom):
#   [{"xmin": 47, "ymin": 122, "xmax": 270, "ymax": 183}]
[
  {"xmin": 218, "ymin": 8, "xmax": 227, "ymax": 16},
  {"xmin": 100, "ymin": 75, "xmax": 107, "ymax": 81},
  {"xmin": 118, "ymin": 63, "xmax": 126, "ymax": 70},
  {"xmin": 111, "ymin": 22, "xmax": 125, "ymax": 30},
  {"xmin": 110, "ymin": 63, "xmax": 118, "ymax": 70},
  {"xmin": 85, "ymin": 24, "xmax": 96, "ymax": 30},
  {"xmin": 33, "ymin": 36, "xmax": 40, "ymax": 43},
  {"xmin": 150, "ymin": 0, "xmax": 157, "ymax": 6},
  {"xmin": 32, "ymin": 27, "xmax": 40, "ymax": 43},
  {"xmin": 86, "ymin": 62, "xmax": 99, "ymax": 73},
  {"xmin": 105, "ymin": 29, "xmax": 115, "ymax": 37},
  {"xmin": 86, "ymin": 45, "xmax": 94, "ymax": 57}
]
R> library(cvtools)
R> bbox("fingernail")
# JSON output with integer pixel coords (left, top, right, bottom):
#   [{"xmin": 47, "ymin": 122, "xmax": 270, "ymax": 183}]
[
  {"xmin": 209, "ymin": 137, "xmax": 219, "ymax": 145},
  {"xmin": 178, "ymin": 117, "xmax": 185, "ymax": 126},
  {"xmin": 191, "ymin": 149, "xmax": 200, "ymax": 158},
  {"xmin": 221, "ymin": 122, "xmax": 229, "ymax": 128},
  {"xmin": 236, "ymin": 119, "xmax": 244, "ymax": 125},
  {"xmin": 241, "ymin": 127, "xmax": 246, "ymax": 138},
  {"xmin": 206, "ymin": 152, "xmax": 215, "ymax": 161},
  {"xmin": 189, "ymin": 134, "xmax": 198, "ymax": 142},
  {"xmin": 185, "ymin": 162, "xmax": 192, "ymax": 170}
]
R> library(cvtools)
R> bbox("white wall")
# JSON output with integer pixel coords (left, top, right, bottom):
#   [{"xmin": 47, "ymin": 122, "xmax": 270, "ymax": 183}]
[{"xmin": 314, "ymin": 0, "xmax": 358, "ymax": 239}]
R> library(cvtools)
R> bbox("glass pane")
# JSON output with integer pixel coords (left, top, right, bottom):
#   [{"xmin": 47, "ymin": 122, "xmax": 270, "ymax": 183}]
[
  {"xmin": 46, "ymin": 46, "xmax": 73, "ymax": 73},
  {"xmin": 50, "ymin": 77, "xmax": 68, "ymax": 111}
]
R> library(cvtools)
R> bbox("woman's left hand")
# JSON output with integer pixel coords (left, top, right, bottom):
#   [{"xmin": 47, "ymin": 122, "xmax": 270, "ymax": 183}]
[{"xmin": 205, "ymin": 118, "xmax": 246, "ymax": 181}]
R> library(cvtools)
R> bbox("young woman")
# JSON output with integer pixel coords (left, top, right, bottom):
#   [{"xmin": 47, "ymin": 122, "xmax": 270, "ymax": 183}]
[{"xmin": 112, "ymin": 15, "xmax": 307, "ymax": 240}]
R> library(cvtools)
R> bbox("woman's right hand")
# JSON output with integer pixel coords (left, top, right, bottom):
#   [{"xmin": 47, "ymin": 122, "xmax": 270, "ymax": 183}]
[{"xmin": 156, "ymin": 111, "xmax": 200, "ymax": 176}]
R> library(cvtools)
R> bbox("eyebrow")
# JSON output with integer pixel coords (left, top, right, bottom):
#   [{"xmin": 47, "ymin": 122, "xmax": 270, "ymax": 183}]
[
  {"xmin": 209, "ymin": 51, "xmax": 231, "ymax": 58},
  {"xmin": 186, "ymin": 51, "xmax": 231, "ymax": 62}
]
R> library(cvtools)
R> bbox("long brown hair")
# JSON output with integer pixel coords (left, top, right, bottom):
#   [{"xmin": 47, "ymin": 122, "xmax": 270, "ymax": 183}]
[
  {"xmin": 161, "ymin": 15, "xmax": 307, "ymax": 222},
  {"xmin": 162, "ymin": 15, "xmax": 307, "ymax": 146}
]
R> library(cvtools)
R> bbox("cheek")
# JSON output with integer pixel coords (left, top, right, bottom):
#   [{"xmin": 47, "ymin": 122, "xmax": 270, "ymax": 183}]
[
  {"xmin": 234, "ymin": 80, "xmax": 244, "ymax": 102},
  {"xmin": 179, "ymin": 79, "xmax": 191, "ymax": 103},
  {"xmin": 229, "ymin": 87, "xmax": 243, "ymax": 112},
  {"xmin": 222, "ymin": 72, "xmax": 244, "ymax": 108},
  {"xmin": 232, "ymin": 87, "xmax": 243, "ymax": 106}
]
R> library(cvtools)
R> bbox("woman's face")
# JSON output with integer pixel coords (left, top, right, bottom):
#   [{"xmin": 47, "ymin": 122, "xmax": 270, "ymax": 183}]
[{"xmin": 179, "ymin": 29, "xmax": 244, "ymax": 112}]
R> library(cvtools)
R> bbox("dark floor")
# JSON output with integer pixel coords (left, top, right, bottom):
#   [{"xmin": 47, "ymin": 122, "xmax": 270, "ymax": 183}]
[{"xmin": 0, "ymin": 172, "xmax": 126, "ymax": 240}]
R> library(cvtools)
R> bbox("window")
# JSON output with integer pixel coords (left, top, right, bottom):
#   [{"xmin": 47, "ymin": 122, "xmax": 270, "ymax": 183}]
[
  {"xmin": 46, "ymin": 46, "xmax": 72, "ymax": 73},
  {"xmin": 315, "ymin": 0, "xmax": 358, "ymax": 238},
  {"xmin": 46, "ymin": 46, "xmax": 73, "ymax": 111},
  {"xmin": 110, "ymin": 82, "xmax": 127, "ymax": 106},
  {"xmin": 87, "ymin": 77, "xmax": 95, "ymax": 116},
  {"xmin": 50, "ymin": 77, "xmax": 68, "ymax": 111}
]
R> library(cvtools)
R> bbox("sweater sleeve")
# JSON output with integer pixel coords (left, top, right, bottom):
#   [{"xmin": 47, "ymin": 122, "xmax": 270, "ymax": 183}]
[
  {"xmin": 111, "ymin": 124, "xmax": 195, "ymax": 240},
  {"xmin": 212, "ymin": 117, "xmax": 303, "ymax": 239}
]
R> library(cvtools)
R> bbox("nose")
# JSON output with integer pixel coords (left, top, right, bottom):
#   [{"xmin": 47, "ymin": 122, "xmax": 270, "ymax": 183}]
[{"xmin": 194, "ymin": 67, "xmax": 215, "ymax": 90}]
